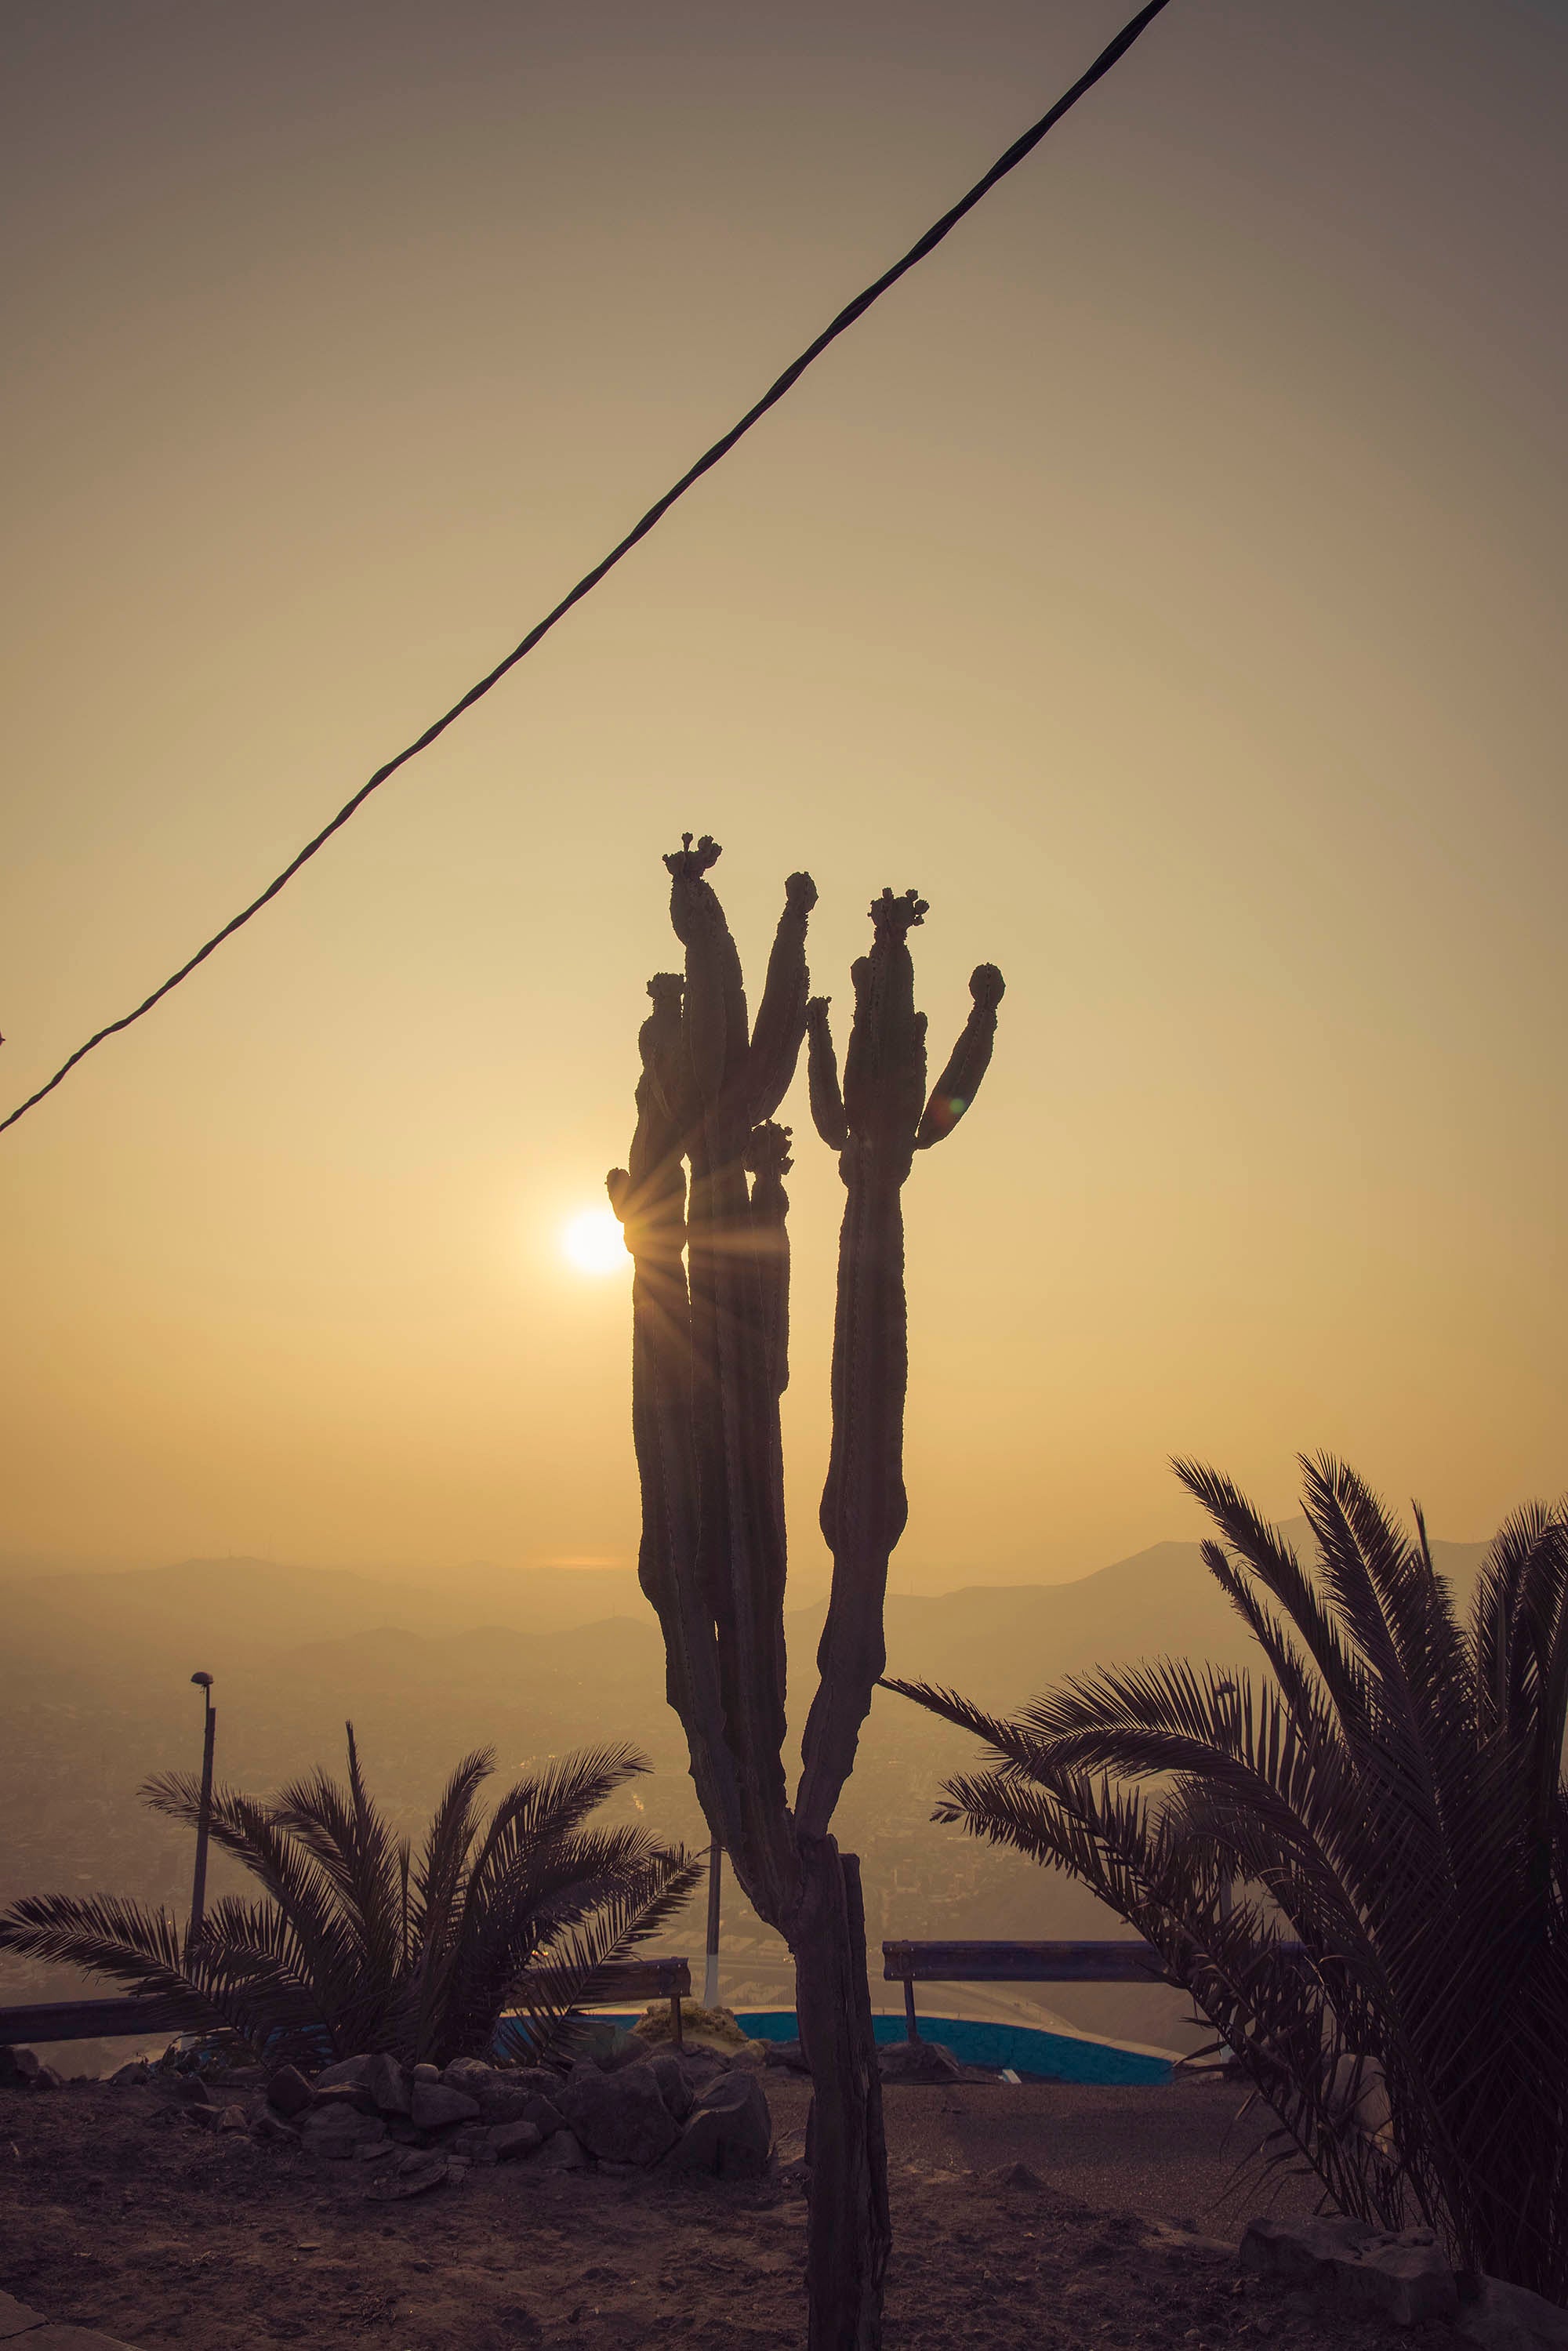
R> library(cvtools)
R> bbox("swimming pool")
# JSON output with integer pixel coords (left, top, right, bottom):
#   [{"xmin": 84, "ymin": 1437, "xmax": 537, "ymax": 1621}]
[{"xmin": 736, "ymin": 2010, "xmax": 1173, "ymax": 2084}]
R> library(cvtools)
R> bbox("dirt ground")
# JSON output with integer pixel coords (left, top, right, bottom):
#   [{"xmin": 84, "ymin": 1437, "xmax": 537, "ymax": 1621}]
[{"xmin": 1, "ymin": 2074, "xmax": 1469, "ymax": 2350}]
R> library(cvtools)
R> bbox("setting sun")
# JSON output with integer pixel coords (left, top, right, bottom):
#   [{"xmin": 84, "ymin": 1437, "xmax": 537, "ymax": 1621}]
[{"xmin": 560, "ymin": 1204, "xmax": 628, "ymax": 1277}]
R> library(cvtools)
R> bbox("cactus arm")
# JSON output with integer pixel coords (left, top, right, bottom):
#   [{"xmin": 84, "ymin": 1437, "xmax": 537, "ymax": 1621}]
[
  {"xmin": 914, "ymin": 963, "xmax": 1006, "ymax": 1149},
  {"xmin": 746, "ymin": 871, "xmax": 818, "ymax": 1122},
  {"xmin": 804, "ymin": 997, "xmax": 849, "ymax": 1149},
  {"xmin": 665, "ymin": 833, "xmax": 749, "ymax": 1105},
  {"xmin": 608, "ymin": 987, "xmax": 746, "ymax": 1861},
  {"xmin": 661, "ymin": 840, "xmax": 803, "ymax": 1922}
]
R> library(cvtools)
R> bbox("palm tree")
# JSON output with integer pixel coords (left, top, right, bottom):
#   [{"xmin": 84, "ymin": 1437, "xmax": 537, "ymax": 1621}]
[
  {"xmin": 886, "ymin": 1457, "xmax": 1568, "ymax": 2302},
  {"xmin": 0, "ymin": 1727, "xmax": 702, "ymax": 2069}
]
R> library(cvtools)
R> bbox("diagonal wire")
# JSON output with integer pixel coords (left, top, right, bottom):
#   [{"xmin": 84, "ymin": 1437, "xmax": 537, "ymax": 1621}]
[{"xmin": 1, "ymin": 0, "xmax": 1174, "ymax": 1137}]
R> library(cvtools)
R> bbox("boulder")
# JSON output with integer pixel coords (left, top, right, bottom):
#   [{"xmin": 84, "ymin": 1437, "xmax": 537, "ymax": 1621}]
[
  {"xmin": 441, "ymin": 2057, "xmax": 496, "ymax": 2101},
  {"xmin": 0, "ymin": 2046, "xmax": 44, "ymax": 2089},
  {"xmin": 666, "ymin": 2067, "xmax": 771, "ymax": 2179},
  {"xmin": 441, "ymin": 2058, "xmax": 530, "ymax": 2124},
  {"xmin": 411, "ymin": 2062, "xmax": 441, "ymax": 2083},
  {"xmin": 448, "ymin": 2124, "xmax": 498, "ymax": 2164},
  {"xmin": 265, "ymin": 2064, "xmax": 314, "ymax": 2118},
  {"xmin": 217, "ymin": 2104, "xmax": 249, "ymax": 2133},
  {"xmin": 301, "ymin": 2104, "xmax": 388, "ymax": 2161},
  {"xmin": 561, "ymin": 2061, "xmax": 680, "ymax": 2166},
  {"xmin": 107, "ymin": 2060, "xmax": 151, "ymax": 2086},
  {"xmin": 315, "ymin": 2055, "xmax": 373, "ymax": 2091},
  {"xmin": 490, "ymin": 2120, "xmax": 544, "ymax": 2163},
  {"xmin": 648, "ymin": 2052, "xmax": 691, "ymax": 2121},
  {"xmin": 521, "ymin": 2094, "xmax": 566, "ymax": 2141},
  {"xmin": 1241, "ymin": 2216, "xmax": 1457, "ymax": 2327},
  {"xmin": 877, "ymin": 2038, "xmax": 960, "ymax": 2084},
  {"xmin": 27, "ymin": 2064, "xmax": 66, "ymax": 2093},
  {"xmin": 362, "ymin": 2053, "xmax": 412, "ymax": 2116},
  {"xmin": 172, "ymin": 2072, "xmax": 216, "ymax": 2106},
  {"xmin": 1457, "ymin": 2278, "xmax": 1568, "ymax": 2350},
  {"xmin": 251, "ymin": 2110, "xmax": 299, "ymax": 2146},
  {"xmin": 410, "ymin": 2081, "xmax": 481, "ymax": 2131},
  {"xmin": 763, "ymin": 2039, "xmax": 811, "ymax": 2074},
  {"xmin": 365, "ymin": 2149, "xmax": 452, "ymax": 2200},
  {"xmin": 505, "ymin": 2066, "xmax": 570, "ymax": 2102},
  {"xmin": 533, "ymin": 2127, "xmax": 588, "ymax": 2171},
  {"xmin": 312, "ymin": 2082, "xmax": 376, "ymax": 2116}
]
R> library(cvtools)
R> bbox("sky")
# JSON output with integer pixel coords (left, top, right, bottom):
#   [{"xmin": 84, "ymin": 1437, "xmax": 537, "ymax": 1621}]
[{"xmin": 2, "ymin": 0, "xmax": 1564, "ymax": 1591}]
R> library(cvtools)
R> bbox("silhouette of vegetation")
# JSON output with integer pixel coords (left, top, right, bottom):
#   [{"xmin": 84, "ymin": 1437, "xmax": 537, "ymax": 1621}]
[
  {"xmin": 0, "ymin": 1728, "xmax": 700, "ymax": 2068},
  {"xmin": 888, "ymin": 1457, "xmax": 1568, "ymax": 2301},
  {"xmin": 608, "ymin": 840, "xmax": 1002, "ymax": 2349}
]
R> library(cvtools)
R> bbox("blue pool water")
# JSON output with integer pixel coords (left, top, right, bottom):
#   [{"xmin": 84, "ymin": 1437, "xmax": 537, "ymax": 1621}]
[
  {"xmin": 497, "ymin": 2008, "xmax": 1174, "ymax": 2084},
  {"xmin": 736, "ymin": 2010, "xmax": 1172, "ymax": 2085}
]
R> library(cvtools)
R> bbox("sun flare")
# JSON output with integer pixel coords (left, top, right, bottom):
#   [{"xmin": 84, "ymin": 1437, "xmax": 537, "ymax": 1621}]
[{"xmin": 560, "ymin": 1205, "xmax": 627, "ymax": 1278}]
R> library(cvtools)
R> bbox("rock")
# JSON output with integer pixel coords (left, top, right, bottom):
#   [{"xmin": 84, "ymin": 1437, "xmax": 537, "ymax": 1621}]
[
  {"xmin": 1241, "ymin": 2215, "xmax": 1457, "ymax": 2327},
  {"xmin": 27, "ymin": 2064, "xmax": 67, "ymax": 2093},
  {"xmin": 411, "ymin": 2062, "xmax": 441, "ymax": 2083},
  {"xmin": 1457, "ymin": 2278, "xmax": 1568, "ymax": 2350},
  {"xmin": 490, "ymin": 2121, "xmax": 544, "ymax": 2163},
  {"xmin": 990, "ymin": 2161, "xmax": 1047, "ymax": 2190},
  {"xmin": 266, "ymin": 2064, "xmax": 314, "ymax": 2118},
  {"xmin": 440, "ymin": 2057, "xmax": 532, "ymax": 2123},
  {"xmin": 365, "ymin": 2149, "xmax": 452, "ymax": 2200},
  {"xmin": 677, "ymin": 2048, "xmax": 730, "ymax": 2092},
  {"xmin": 301, "ymin": 2104, "xmax": 388, "ymax": 2161},
  {"xmin": 877, "ymin": 2038, "xmax": 960, "ymax": 2084},
  {"xmin": 107, "ymin": 2060, "xmax": 151, "ymax": 2086},
  {"xmin": 312, "ymin": 2081, "xmax": 377, "ymax": 2115},
  {"xmin": 648, "ymin": 2052, "xmax": 691, "ymax": 2121},
  {"xmin": 409, "ymin": 2081, "xmax": 481, "ymax": 2131},
  {"xmin": 184, "ymin": 2102, "xmax": 220, "ymax": 2129},
  {"xmin": 172, "ymin": 2071, "xmax": 216, "ymax": 2105},
  {"xmin": 314, "ymin": 2055, "xmax": 373, "ymax": 2091},
  {"xmin": 503, "ymin": 2065, "xmax": 569, "ymax": 2101},
  {"xmin": 533, "ymin": 2128, "xmax": 589, "ymax": 2171},
  {"xmin": 763, "ymin": 2039, "xmax": 811, "ymax": 2073},
  {"xmin": 521, "ymin": 2095, "xmax": 566, "ymax": 2140},
  {"xmin": 561, "ymin": 2060, "xmax": 681, "ymax": 2166},
  {"xmin": 251, "ymin": 2110, "xmax": 299, "ymax": 2146},
  {"xmin": 601, "ymin": 2032, "xmax": 656, "ymax": 2073},
  {"xmin": 448, "ymin": 2124, "xmax": 498, "ymax": 2164},
  {"xmin": 0, "ymin": 2046, "xmax": 44, "ymax": 2089},
  {"xmin": 217, "ymin": 2104, "xmax": 249, "ymax": 2133},
  {"xmin": 362, "ymin": 2053, "xmax": 412, "ymax": 2115},
  {"xmin": 666, "ymin": 2067, "xmax": 771, "ymax": 2179},
  {"xmin": 442, "ymin": 2057, "xmax": 496, "ymax": 2099}
]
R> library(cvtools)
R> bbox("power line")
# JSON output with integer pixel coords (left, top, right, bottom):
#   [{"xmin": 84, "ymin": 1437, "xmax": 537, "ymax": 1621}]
[{"xmin": 1, "ymin": 0, "xmax": 1174, "ymax": 1139}]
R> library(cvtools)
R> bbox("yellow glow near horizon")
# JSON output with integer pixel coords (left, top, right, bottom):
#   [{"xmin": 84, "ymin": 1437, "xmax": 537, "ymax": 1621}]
[{"xmin": 561, "ymin": 1206, "xmax": 629, "ymax": 1278}]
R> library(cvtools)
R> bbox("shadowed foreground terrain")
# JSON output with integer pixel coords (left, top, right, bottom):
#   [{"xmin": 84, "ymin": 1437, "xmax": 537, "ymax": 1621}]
[{"xmin": 0, "ymin": 2075, "xmax": 1471, "ymax": 2351}]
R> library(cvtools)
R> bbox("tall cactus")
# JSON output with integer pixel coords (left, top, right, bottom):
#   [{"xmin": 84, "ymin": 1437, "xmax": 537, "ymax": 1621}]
[{"xmin": 608, "ymin": 840, "xmax": 1002, "ymax": 2351}]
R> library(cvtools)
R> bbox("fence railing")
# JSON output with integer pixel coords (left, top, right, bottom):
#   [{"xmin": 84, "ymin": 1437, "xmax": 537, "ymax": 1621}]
[{"xmin": 0, "ymin": 1956, "xmax": 694, "ymax": 2056}]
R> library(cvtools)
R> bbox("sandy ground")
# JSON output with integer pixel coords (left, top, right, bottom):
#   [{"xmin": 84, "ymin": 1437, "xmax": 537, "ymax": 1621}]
[{"xmin": 1, "ymin": 2074, "xmax": 1468, "ymax": 2351}]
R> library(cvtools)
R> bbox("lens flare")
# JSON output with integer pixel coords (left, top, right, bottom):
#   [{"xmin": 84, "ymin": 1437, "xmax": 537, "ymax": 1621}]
[{"xmin": 561, "ymin": 1205, "xmax": 627, "ymax": 1277}]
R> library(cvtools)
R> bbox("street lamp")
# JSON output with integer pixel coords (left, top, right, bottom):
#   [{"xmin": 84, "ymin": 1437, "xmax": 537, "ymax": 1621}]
[{"xmin": 188, "ymin": 1674, "xmax": 216, "ymax": 1955}]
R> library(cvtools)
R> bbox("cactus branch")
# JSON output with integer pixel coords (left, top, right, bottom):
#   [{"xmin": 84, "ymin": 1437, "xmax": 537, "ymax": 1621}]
[{"xmin": 915, "ymin": 963, "xmax": 1006, "ymax": 1148}]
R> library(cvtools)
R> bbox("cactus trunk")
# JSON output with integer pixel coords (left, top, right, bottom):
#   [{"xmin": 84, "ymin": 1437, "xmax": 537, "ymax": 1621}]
[{"xmin": 609, "ymin": 840, "xmax": 1001, "ymax": 2351}]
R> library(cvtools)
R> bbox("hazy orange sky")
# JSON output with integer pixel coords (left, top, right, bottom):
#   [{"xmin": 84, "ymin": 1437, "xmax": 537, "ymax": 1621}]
[{"xmin": 4, "ymin": 0, "xmax": 1563, "ymax": 1590}]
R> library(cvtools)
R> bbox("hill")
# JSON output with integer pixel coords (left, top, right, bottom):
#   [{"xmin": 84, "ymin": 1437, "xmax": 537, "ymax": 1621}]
[{"xmin": 0, "ymin": 1529, "xmax": 1490, "ymax": 2054}]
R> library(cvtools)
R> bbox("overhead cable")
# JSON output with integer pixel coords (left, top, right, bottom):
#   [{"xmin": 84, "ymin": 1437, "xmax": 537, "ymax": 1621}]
[{"xmin": 1, "ymin": 0, "xmax": 1173, "ymax": 1137}]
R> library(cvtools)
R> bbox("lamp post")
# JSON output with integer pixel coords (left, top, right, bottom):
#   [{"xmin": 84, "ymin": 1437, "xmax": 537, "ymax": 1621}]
[
  {"xmin": 703, "ymin": 1843, "xmax": 723, "ymax": 2010},
  {"xmin": 188, "ymin": 1673, "xmax": 216, "ymax": 1957}
]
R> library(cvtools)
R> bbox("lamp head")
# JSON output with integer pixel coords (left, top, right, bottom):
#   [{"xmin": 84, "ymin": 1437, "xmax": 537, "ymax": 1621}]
[{"xmin": 191, "ymin": 1671, "xmax": 213, "ymax": 1690}]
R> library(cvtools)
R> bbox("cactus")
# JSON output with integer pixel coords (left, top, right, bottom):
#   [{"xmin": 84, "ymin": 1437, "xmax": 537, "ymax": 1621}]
[{"xmin": 608, "ymin": 840, "xmax": 1002, "ymax": 2351}]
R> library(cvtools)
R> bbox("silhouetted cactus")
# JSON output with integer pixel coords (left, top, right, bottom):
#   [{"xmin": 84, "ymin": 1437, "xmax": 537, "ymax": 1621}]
[{"xmin": 608, "ymin": 839, "xmax": 1002, "ymax": 2351}]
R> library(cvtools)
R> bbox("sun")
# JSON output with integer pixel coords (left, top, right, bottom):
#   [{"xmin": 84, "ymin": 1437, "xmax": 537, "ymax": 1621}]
[{"xmin": 560, "ymin": 1204, "xmax": 628, "ymax": 1277}]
